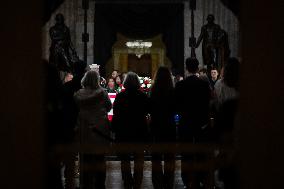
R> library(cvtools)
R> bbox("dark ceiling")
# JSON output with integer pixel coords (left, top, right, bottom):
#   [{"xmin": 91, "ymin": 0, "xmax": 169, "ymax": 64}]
[{"xmin": 43, "ymin": 0, "xmax": 240, "ymax": 24}]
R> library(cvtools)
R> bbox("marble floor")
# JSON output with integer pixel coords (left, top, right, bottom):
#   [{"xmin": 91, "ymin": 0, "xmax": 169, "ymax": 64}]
[
  {"xmin": 105, "ymin": 160, "xmax": 184, "ymax": 189},
  {"xmin": 71, "ymin": 160, "xmax": 185, "ymax": 188}
]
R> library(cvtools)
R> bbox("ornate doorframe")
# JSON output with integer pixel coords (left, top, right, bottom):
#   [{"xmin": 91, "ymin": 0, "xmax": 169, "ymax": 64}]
[{"xmin": 109, "ymin": 33, "xmax": 167, "ymax": 77}]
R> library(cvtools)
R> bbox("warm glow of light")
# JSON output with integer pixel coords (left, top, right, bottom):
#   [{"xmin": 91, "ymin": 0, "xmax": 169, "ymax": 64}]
[
  {"xmin": 126, "ymin": 40, "xmax": 152, "ymax": 48},
  {"xmin": 125, "ymin": 40, "xmax": 152, "ymax": 58}
]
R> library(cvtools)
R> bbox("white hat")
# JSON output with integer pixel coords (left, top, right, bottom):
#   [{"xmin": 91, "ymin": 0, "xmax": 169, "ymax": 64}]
[{"xmin": 89, "ymin": 64, "xmax": 100, "ymax": 70}]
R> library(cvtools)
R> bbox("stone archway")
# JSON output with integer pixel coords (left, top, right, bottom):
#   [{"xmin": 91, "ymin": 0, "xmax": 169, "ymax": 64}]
[{"xmin": 105, "ymin": 33, "xmax": 170, "ymax": 78}]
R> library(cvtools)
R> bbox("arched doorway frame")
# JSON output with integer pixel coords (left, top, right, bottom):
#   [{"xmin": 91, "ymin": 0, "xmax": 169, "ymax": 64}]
[{"xmin": 107, "ymin": 33, "xmax": 169, "ymax": 77}]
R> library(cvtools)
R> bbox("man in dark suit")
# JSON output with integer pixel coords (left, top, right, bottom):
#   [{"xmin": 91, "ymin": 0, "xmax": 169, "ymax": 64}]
[{"xmin": 175, "ymin": 58, "xmax": 211, "ymax": 188}]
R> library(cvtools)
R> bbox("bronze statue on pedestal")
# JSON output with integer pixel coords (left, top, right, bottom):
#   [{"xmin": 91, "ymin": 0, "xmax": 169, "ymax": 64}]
[
  {"xmin": 196, "ymin": 14, "xmax": 230, "ymax": 71},
  {"xmin": 49, "ymin": 13, "xmax": 79, "ymax": 73}
]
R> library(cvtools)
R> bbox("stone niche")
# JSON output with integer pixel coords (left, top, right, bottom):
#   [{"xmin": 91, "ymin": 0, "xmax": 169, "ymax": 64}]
[{"xmin": 105, "ymin": 33, "xmax": 171, "ymax": 78}]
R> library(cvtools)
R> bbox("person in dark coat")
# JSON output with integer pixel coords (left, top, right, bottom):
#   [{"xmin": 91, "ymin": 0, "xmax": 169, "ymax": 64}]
[
  {"xmin": 111, "ymin": 71, "xmax": 150, "ymax": 189},
  {"xmin": 74, "ymin": 70, "xmax": 112, "ymax": 189},
  {"xmin": 45, "ymin": 59, "xmax": 86, "ymax": 189},
  {"xmin": 175, "ymin": 58, "xmax": 211, "ymax": 189},
  {"xmin": 149, "ymin": 67, "xmax": 176, "ymax": 189},
  {"xmin": 59, "ymin": 60, "xmax": 86, "ymax": 189},
  {"xmin": 44, "ymin": 60, "xmax": 64, "ymax": 189}
]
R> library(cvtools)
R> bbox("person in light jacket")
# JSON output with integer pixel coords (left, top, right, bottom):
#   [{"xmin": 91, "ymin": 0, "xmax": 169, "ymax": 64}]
[{"xmin": 74, "ymin": 70, "xmax": 112, "ymax": 189}]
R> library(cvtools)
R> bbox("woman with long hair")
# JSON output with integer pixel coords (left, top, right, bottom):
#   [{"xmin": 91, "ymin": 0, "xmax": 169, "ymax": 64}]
[
  {"xmin": 112, "ymin": 71, "xmax": 150, "ymax": 189},
  {"xmin": 150, "ymin": 67, "xmax": 176, "ymax": 189}
]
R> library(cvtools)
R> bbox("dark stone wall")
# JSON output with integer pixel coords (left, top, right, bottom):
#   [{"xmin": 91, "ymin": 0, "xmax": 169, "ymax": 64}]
[
  {"xmin": 0, "ymin": 1, "xmax": 44, "ymax": 189},
  {"xmin": 240, "ymin": 0, "xmax": 284, "ymax": 188}
]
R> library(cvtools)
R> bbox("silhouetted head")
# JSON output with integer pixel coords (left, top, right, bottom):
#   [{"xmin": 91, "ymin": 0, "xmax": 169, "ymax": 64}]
[
  {"xmin": 199, "ymin": 68, "xmax": 208, "ymax": 76},
  {"xmin": 55, "ymin": 13, "xmax": 65, "ymax": 25},
  {"xmin": 155, "ymin": 66, "xmax": 173, "ymax": 84},
  {"xmin": 81, "ymin": 70, "xmax": 100, "ymax": 89},
  {"xmin": 152, "ymin": 66, "xmax": 174, "ymax": 97},
  {"xmin": 123, "ymin": 72, "xmax": 140, "ymax": 90},
  {"xmin": 207, "ymin": 14, "xmax": 215, "ymax": 24},
  {"xmin": 186, "ymin": 58, "xmax": 199, "ymax": 73}
]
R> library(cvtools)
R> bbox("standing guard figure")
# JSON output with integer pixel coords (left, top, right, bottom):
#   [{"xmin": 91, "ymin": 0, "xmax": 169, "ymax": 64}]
[
  {"xmin": 196, "ymin": 14, "xmax": 230, "ymax": 71},
  {"xmin": 49, "ymin": 13, "xmax": 79, "ymax": 74}
]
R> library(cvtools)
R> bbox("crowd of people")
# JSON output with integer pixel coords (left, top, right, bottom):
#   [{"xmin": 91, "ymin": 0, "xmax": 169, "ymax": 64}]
[
  {"xmin": 45, "ymin": 57, "xmax": 240, "ymax": 189},
  {"xmin": 105, "ymin": 70, "xmax": 124, "ymax": 93}
]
